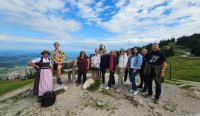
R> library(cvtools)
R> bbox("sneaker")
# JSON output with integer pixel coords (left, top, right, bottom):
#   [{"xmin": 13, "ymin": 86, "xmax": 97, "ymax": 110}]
[
  {"xmin": 130, "ymin": 89, "xmax": 134, "ymax": 93},
  {"xmin": 133, "ymin": 90, "xmax": 138, "ymax": 95},
  {"xmin": 106, "ymin": 86, "xmax": 110, "ymax": 90},
  {"xmin": 140, "ymin": 89, "xmax": 147, "ymax": 93},
  {"xmin": 57, "ymin": 78, "xmax": 63, "ymax": 85},
  {"xmin": 154, "ymin": 98, "xmax": 159, "ymax": 104}
]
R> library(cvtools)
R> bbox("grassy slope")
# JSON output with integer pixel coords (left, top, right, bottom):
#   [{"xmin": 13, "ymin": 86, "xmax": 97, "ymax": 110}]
[
  {"xmin": 165, "ymin": 50, "xmax": 200, "ymax": 82},
  {"xmin": 0, "ymin": 79, "xmax": 34, "ymax": 96}
]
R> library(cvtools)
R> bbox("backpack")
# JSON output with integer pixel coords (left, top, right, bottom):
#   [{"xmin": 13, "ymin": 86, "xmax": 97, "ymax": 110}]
[
  {"xmin": 41, "ymin": 91, "xmax": 56, "ymax": 107},
  {"xmin": 35, "ymin": 57, "xmax": 50, "ymax": 69}
]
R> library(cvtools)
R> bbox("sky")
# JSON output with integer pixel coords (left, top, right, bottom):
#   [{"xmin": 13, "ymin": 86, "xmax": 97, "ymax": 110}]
[{"xmin": 0, "ymin": 0, "xmax": 200, "ymax": 52}]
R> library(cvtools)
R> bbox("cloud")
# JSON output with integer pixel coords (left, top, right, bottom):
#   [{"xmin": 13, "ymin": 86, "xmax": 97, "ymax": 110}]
[{"xmin": 0, "ymin": 0, "xmax": 81, "ymax": 42}]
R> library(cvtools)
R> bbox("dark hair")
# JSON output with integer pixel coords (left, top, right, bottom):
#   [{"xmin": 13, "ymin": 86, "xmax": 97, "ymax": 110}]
[
  {"xmin": 79, "ymin": 51, "xmax": 87, "ymax": 58},
  {"xmin": 54, "ymin": 42, "xmax": 59, "ymax": 46},
  {"xmin": 132, "ymin": 47, "xmax": 139, "ymax": 55}
]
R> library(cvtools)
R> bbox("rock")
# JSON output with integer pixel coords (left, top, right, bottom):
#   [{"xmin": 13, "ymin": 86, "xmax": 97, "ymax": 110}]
[
  {"xmin": 138, "ymin": 98, "xmax": 145, "ymax": 107},
  {"xmin": 153, "ymin": 108, "xmax": 162, "ymax": 116},
  {"xmin": 82, "ymin": 78, "xmax": 95, "ymax": 89},
  {"xmin": 192, "ymin": 113, "xmax": 200, "ymax": 116},
  {"xmin": 194, "ymin": 90, "xmax": 200, "ymax": 98}
]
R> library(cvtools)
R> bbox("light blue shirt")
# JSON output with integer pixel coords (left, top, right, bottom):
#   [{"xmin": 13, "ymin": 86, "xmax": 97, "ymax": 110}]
[{"xmin": 130, "ymin": 54, "xmax": 143, "ymax": 69}]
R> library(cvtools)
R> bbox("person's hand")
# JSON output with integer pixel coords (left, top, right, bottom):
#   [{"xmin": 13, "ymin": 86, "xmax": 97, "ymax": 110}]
[
  {"xmin": 143, "ymin": 69, "xmax": 146, "ymax": 75},
  {"xmin": 87, "ymin": 66, "xmax": 89, "ymax": 70},
  {"xmin": 160, "ymin": 71, "xmax": 165, "ymax": 78},
  {"xmin": 133, "ymin": 69, "xmax": 136, "ymax": 73},
  {"xmin": 35, "ymin": 65, "xmax": 40, "ymax": 69}
]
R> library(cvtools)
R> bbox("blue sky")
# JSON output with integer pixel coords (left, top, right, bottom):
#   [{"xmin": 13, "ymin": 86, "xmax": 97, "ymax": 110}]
[{"xmin": 0, "ymin": 0, "xmax": 200, "ymax": 52}]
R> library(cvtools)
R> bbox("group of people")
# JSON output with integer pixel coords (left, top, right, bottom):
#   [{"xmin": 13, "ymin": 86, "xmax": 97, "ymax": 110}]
[{"xmin": 28, "ymin": 42, "xmax": 167, "ymax": 104}]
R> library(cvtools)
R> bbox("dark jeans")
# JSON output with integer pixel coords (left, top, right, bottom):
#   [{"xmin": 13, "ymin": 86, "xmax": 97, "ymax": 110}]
[
  {"xmin": 147, "ymin": 67, "xmax": 161, "ymax": 99},
  {"xmin": 77, "ymin": 71, "xmax": 87, "ymax": 84},
  {"xmin": 130, "ymin": 68, "xmax": 140, "ymax": 91},
  {"xmin": 101, "ymin": 69, "xmax": 106, "ymax": 84},
  {"xmin": 124, "ymin": 68, "xmax": 131, "ymax": 82},
  {"xmin": 139, "ymin": 69, "xmax": 148, "ymax": 90},
  {"xmin": 108, "ymin": 70, "xmax": 115, "ymax": 87}
]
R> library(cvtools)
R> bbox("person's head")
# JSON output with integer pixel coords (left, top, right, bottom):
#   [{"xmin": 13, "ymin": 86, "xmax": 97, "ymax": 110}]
[
  {"xmin": 80, "ymin": 51, "xmax": 86, "ymax": 57},
  {"xmin": 133, "ymin": 47, "xmax": 138, "ymax": 55},
  {"xmin": 102, "ymin": 49, "xmax": 106, "ymax": 55},
  {"xmin": 99, "ymin": 44, "xmax": 103, "ymax": 49},
  {"xmin": 127, "ymin": 49, "xmax": 132, "ymax": 55},
  {"xmin": 95, "ymin": 48, "xmax": 99, "ymax": 54},
  {"xmin": 152, "ymin": 43, "xmax": 160, "ymax": 52},
  {"xmin": 41, "ymin": 50, "xmax": 50, "ymax": 58},
  {"xmin": 54, "ymin": 42, "xmax": 59, "ymax": 49},
  {"xmin": 120, "ymin": 48, "xmax": 125, "ymax": 55},
  {"xmin": 141, "ymin": 48, "xmax": 148, "ymax": 56},
  {"xmin": 110, "ymin": 50, "xmax": 114, "ymax": 56}
]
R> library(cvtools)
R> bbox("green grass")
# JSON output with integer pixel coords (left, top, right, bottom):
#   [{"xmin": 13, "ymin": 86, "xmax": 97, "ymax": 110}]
[
  {"xmin": 0, "ymin": 79, "xmax": 34, "ymax": 96},
  {"xmin": 87, "ymin": 78, "xmax": 101, "ymax": 92},
  {"xmin": 165, "ymin": 51, "xmax": 200, "ymax": 82}
]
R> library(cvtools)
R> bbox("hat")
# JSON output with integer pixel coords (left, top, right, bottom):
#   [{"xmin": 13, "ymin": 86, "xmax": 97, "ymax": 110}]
[{"xmin": 41, "ymin": 50, "xmax": 50, "ymax": 55}]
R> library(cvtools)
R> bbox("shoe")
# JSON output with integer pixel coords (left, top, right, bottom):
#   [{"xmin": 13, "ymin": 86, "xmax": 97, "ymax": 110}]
[
  {"xmin": 37, "ymin": 96, "xmax": 42, "ymax": 103},
  {"xmin": 106, "ymin": 86, "xmax": 110, "ymax": 90},
  {"xmin": 130, "ymin": 89, "xmax": 134, "ymax": 93},
  {"xmin": 57, "ymin": 78, "xmax": 63, "ymax": 85},
  {"xmin": 144, "ymin": 93, "xmax": 153, "ymax": 98},
  {"xmin": 137, "ymin": 85, "xmax": 143, "ymax": 88},
  {"xmin": 133, "ymin": 90, "xmax": 138, "ymax": 95},
  {"xmin": 154, "ymin": 98, "xmax": 159, "ymax": 104},
  {"xmin": 140, "ymin": 89, "xmax": 147, "ymax": 93}
]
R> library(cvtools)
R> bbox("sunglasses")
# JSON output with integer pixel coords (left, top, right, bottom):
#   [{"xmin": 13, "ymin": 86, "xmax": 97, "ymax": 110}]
[
  {"xmin": 120, "ymin": 51, "xmax": 124, "ymax": 52},
  {"xmin": 81, "ymin": 53, "xmax": 84, "ymax": 54}
]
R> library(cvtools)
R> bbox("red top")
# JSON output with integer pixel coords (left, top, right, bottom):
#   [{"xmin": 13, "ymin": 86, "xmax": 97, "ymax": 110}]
[
  {"xmin": 109, "ymin": 56, "xmax": 116, "ymax": 71},
  {"xmin": 77, "ymin": 56, "xmax": 88, "ymax": 73}
]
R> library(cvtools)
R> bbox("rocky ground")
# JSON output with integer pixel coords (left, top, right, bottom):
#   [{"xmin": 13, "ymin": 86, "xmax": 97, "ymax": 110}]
[{"xmin": 0, "ymin": 73, "xmax": 200, "ymax": 116}]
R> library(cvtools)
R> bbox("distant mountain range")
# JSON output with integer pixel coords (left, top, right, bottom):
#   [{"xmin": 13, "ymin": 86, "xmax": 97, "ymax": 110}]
[{"xmin": 0, "ymin": 50, "xmax": 90, "ymax": 69}]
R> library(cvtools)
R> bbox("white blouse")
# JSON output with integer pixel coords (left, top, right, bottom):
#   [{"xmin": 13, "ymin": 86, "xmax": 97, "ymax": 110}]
[{"xmin": 31, "ymin": 57, "xmax": 52, "ymax": 65}]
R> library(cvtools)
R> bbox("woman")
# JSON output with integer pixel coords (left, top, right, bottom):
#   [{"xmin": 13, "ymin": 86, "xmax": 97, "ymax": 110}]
[
  {"xmin": 75, "ymin": 51, "xmax": 89, "ymax": 86},
  {"xmin": 106, "ymin": 50, "xmax": 117, "ymax": 90},
  {"xmin": 28, "ymin": 50, "xmax": 53, "ymax": 102},
  {"xmin": 90, "ymin": 48, "xmax": 101, "ymax": 80},
  {"xmin": 100, "ymin": 49, "xmax": 108, "ymax": 85},
  {"xmin": 129, "ymin": 47, "xmax": 143, "ymax": 95},
  {"xmin": 116, "ymin": 48, "xmax": 128, "ymax": 92},
  {"xmin": 124, "ymin": 49, "xmax": 132, "ymax": 82}
]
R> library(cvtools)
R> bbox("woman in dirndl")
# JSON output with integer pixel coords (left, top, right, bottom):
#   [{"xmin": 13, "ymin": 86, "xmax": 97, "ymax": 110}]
[{"xmin": 28, "ymin": 50, "xmax": 53, "ymax": 102}]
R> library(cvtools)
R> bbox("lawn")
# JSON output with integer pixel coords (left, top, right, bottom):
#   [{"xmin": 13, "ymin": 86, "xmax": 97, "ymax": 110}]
[
  {"xmin": 0, "ymin": 79, "xmax": 34, "ymax": 96},
  {"xmin": 165, "ymin": 51, "xmax": 200, "ymax": 82}
]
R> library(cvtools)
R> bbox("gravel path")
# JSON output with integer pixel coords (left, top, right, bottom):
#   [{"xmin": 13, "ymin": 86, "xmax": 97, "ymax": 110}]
[{"xmin": 0, "ymin": 73, "xmax": 200, "ymax": 116}]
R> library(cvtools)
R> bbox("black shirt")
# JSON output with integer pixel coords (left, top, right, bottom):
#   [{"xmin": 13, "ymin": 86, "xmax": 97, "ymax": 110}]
[{"xmin": 148, "ymin": 51, "xmax": 166, "ymax": 66}]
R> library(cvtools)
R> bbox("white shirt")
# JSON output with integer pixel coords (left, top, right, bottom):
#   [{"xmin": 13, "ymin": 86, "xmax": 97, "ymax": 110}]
[
  {"xmin": 118, "ymin": 53, "xmax": 128, "ymax": 68},
  {"xmin": 91, "ymin": 54, "xmax": 101, "ymax": 68},
  {"xmin": 31, "ymin": 57, "xmax": 52, "ymax": 65}
]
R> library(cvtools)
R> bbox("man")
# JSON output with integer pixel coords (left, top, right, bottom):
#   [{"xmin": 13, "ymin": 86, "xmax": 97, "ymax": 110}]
[
  {"xmin": 99, "ymin": 44, "xmax": 104, "ymax": 56},
  {"xmin": 52, "ymin": 42, "xmax": 66, "ymax": 85},
  {"xmin": 144, "ymin": 43, "xmax": 167, "ymax": 104},
  {"xmin": 100, "ymin": 49, "xmax": 108, "ymax": 85},
  {"xmin": 139, "ymin": 48, "xmax": 148, "ymax": 92}
]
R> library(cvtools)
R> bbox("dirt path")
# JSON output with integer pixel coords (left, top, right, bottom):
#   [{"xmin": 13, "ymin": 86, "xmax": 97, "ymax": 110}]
[
  {"xmin": 174, "ymin": 50, "xmax": 199, "ymax": 58},
  {"xmin": 0, "ymin": 73, "xmax": 200, "ymax": 116}
]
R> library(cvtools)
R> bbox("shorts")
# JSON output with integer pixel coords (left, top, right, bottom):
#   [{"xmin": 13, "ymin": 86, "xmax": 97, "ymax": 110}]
[{"xmin": 53, "ymin": 63, "xmax": 63, "ymax": 70}]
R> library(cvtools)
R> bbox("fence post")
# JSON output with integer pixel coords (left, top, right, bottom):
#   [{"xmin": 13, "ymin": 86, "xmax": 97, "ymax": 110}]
[
  {"xmin": 72, "ymin": 61, "xmax": 76, "ymax": 84},
  {"xmin": 170, "ymin": 62, "xmax": 172, "ymax": 80}
]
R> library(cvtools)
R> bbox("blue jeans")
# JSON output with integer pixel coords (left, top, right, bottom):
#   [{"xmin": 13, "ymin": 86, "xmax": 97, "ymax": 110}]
[{"xmin": 130, "ymin": 68, "xmax": 139, "ymax": 91}]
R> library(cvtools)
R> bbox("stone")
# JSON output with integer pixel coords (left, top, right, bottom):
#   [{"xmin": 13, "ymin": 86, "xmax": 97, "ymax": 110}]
[{"xmin": 153, "ymin": 108, "xmax": 162, "ymax": 116}]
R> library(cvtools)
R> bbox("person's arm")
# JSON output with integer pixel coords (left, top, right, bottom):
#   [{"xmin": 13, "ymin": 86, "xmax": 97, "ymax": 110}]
[
  {"xmin": 51, "ymin": 55, "xmax": 59, "ymax": 64},
  {"xmin": 87, "ymin": 59, "xmax": 90, "ymax": 69},
  {"xmin": 28, "ymin": 58, "xmax": 40, "ymax": 69},
  {"xmin": 160, "ymin": 61, "xmax": 167, "ymax": 78}
]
